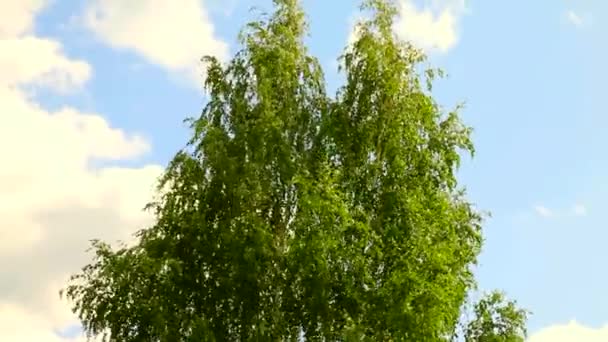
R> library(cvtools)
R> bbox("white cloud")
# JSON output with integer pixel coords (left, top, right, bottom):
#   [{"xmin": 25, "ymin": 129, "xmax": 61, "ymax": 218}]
[
  {"xmin": 393, "ymin": 0, "xmax": 466, "ymax": 53},
  {"xmin": 573, "ymin": 203, "xmax": 587, "ymax": 217},
  {"xmin": 346, "ymin": 14, "xmax": 365, "ymax": 48},
  {"xmin": 0, "ymin": 88, "xmax": 163, "ymax": 338},
  {"xmin": 0, "ymin": 1, "xmax": 164, "ymax": 340},
  {"xmin": 346, "ymin": 0, "xmax": 466, "ymax": 53},
  {"xmin": 0, "ymin": 0, "xmax": 47, "ymax": 38},
  {"xmin": 533, "ymin": 203, "xmax": 589, "ymax": 218},
  {"xmin": 534, "ymin": 205, "xmax": 554, "ymax": 218},
  {"xmin": 0, "ymin": 37, "xmax": 91, "ymax": 92},
  {"xmin": 0, "ymin": 304, "xmax": 102, "ymax": 342},
  {"xmin": 566, "ymin": 10, "xmax": 584, "ymax": 28},
  {"xmin": 0, "ymin": 1, "xmax": 90, "ymax": 93},
  {"xmin": 528, "ymin": 321, "xmax": 608, "ymax": 342},
  {"xmin": 83, "ymin": 0, "xmax": 229, "ymax": 85}
]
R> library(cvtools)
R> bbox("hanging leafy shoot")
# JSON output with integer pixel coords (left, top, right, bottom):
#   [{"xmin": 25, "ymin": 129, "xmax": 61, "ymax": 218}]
[{"xmin": 63, "ymin": 0, "xmax": 528, "ymax": 341}]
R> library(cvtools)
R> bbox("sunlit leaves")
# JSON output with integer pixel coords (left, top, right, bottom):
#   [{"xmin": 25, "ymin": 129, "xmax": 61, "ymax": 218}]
[
  {"xmin": 63, "ymin": 0, "xmax": 527, "ymax": 341},
  {"xmin": 464, "ymin": 292, "xmax": 529, "ymax": 342}
]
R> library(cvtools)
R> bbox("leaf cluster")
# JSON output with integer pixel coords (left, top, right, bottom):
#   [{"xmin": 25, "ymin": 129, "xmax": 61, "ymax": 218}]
[{"xmin": 63, "ymin": 1, "xmax": 527, "ymax": 341}]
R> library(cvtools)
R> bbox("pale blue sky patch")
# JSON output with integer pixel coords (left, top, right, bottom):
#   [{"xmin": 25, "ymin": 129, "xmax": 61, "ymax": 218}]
[{"xmin": 1, "ymin": 0, "xmax": 607, "ymax": 340}]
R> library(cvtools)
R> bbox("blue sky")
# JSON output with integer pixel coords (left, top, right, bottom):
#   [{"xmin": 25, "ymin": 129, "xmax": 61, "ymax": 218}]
[{"xmin": 1, "ymin": 0, "xmax": 607, "ymax": 340}]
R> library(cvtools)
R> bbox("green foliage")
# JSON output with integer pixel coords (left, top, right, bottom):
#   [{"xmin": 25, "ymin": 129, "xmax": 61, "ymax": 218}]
[
  {"xmin": 464, "ymin": 292, "xmax": 529, "ymax": 342},
  {"xmin": 62, "ymin": 0, "xmax": 528, "ymax": 340}
]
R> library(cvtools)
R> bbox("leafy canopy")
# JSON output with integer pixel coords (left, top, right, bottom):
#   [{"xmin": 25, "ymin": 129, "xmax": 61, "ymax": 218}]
[{"xmin": 63, "ymin": 0, "xmax": 528, "ymax": 340}]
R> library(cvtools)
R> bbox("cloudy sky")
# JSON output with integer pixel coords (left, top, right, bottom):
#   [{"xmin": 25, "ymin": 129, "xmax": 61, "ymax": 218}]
[{"xmin": 1, "ymin": 0, "xmax": 607, "ymax": 340}]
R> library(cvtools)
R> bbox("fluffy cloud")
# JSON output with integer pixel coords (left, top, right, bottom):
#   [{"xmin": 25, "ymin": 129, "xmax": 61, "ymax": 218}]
[
  {"xmin": 0, "ymin": 304, "xmax": 98, "ymax": 342},
  {"xmin": 393, "ymin": 0, "xmax": 465, "ymax": 53},
  {"xmin": 0, "ymin": 0, "xmax": 47, "ymax": 38},
  {"xmin": 529, "ymin": 321, "xmax": 608, "ymax": 342},
  {"xmin": 83, "ymin": 0, "xmax": 229, "ymax": 84},
  {"xmin": 0, "ymin": 1, "xmax": 163, "ymax": 340},
  {"xmin": 0, "ymin": 37, "xmax": 91, "ymax": 91},
  {"xmin": 346, "ymin": 0, "xmax": 465, "ymax": 54},
  {"xmin": 0, "ymin": 1, "xmax": 90, "ymax": 92}
]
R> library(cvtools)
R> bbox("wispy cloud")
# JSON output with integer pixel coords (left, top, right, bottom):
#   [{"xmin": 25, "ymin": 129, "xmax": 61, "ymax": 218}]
[
  {"xmin": 566, "ymin": 10, "xmax": 584, "ymax": 27},
  {"xmin": 534, "ymin": 205, "xmax": 554, "ymax": 218},
  {"xmin": 572, "ymin": 204, "xmax": 587, "ymax": 217},
  {"xmin": 533, "ymin": 203, "xmax": 588, "ymax": 218}
]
